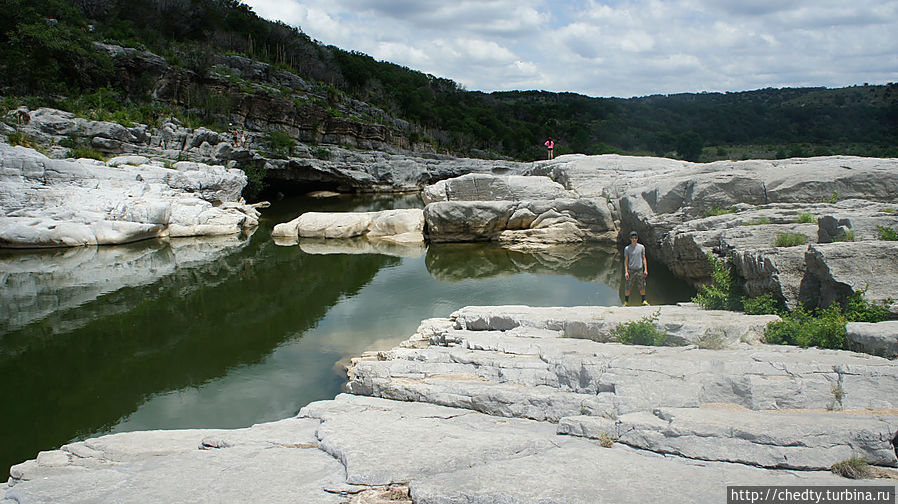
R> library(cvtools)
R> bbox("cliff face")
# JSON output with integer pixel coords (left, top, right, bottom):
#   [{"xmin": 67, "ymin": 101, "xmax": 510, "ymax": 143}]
[{"xmin": 96, "ymin": 43, "xmax": 410, "ymax": 153}]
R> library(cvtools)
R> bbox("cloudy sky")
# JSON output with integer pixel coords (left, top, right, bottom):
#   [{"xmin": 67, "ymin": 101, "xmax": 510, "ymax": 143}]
[{"xmin": 242, "ymin": 0, "xmax": 898, "ymax": 98}]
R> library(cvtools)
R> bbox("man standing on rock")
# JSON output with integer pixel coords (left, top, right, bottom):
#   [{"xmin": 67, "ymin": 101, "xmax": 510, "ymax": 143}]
[{"xmin": 624, "ymin": 230, "xmax": 649, "ymax": 306}]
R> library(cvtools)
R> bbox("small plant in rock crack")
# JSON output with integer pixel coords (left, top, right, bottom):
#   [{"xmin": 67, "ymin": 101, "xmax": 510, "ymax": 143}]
[
  {"xmin": 831, "ymin": 457, "xmax": 874, "ymax": 479},
  {"xmin": 597, "ymin": 432, "xmax": 618, "ymax": 448},
  {"xmin": 611, "ymin": 309, "xmax": 666, "ymax": 346},
  {"xmin": 828, "ymin": 383, "xmax": 845, "ymax": 411}
]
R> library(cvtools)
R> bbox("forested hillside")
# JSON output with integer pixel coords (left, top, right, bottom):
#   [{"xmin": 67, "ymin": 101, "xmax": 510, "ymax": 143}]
[{"xmin": 2, "ymin": 0, "xmax": 896, "ymax": 161}]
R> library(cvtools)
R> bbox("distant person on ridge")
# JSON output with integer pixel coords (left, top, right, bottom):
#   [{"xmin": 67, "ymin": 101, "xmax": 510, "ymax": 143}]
[
  {"xmin": 623, "ymin": 230, "xmax": 648, "ymax": 306},
  {"xmin": 544, "ymin": 138, "xmax": 555, "ymax": 159}
]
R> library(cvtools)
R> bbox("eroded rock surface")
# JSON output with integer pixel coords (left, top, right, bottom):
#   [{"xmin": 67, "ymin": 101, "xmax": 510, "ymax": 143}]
[
  {"xmin": 7, "ymin": 305, "xmax": 898, "ymax": 503},
  {"xmin": 272, "ymin": 209, "xmax": 425, "ymax": 244},
  {"xmin": 530, "ymin": 155, "xmax": 898, "ymax": 309},
  {"xmin": 0, "ymin": 144, "xmax": 259, "ymax": 248}
]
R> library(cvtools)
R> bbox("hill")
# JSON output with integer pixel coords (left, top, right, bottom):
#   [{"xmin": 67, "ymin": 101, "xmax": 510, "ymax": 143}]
[{"xmin": 1, "ymin": 0, "xmax": 897, "ymax": 162}]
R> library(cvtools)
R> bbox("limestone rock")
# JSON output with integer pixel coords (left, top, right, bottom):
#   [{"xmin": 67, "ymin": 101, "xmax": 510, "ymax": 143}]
[
  {"xmin": 847, "ymin": 321, "xmax": 898, "ymax": 359},
  {"xmin": 424, "ymin": 199, "xmax": 615, "ymax": 245},
  {"xmin": 272, "ymin": 209, "xmax": 424, "ymax": 243},
  {"xmin": 347, "ymin": 306, "xmax": 898, "ymax": 422},
  {"xmin": 0, "ymin": 144, "xmax": 258, "ymax": 248},
  {"xmin": 559, "ymin": 408, "xmax": 898, "ymax": 470},
  {"xmin": 805, "ymin": 242, "xmax": 898, "ymax": 309},
  {"xmin": 421, "ymin": 173, "xmax": 572, "ymax": 204}
]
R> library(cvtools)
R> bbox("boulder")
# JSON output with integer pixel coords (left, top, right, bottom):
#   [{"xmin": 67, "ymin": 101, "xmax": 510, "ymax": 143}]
[
  {"xmin": 847, "ymin": 321, "xmax": 898, "ymax": 359},
  {"xmin": 424, "ymin": 199, "xmax": 615, "ymax": 245},
  {"xmin": 421, "ymin": 173, "xmax": 572, "ymax": 204},
  {"xmin": 272, "ymin": 209, "xmax": 425, "ymax": 243}
]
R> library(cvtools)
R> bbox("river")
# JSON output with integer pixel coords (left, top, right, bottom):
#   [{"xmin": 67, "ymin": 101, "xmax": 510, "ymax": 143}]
[{"xmin": 0, "ymin": 193, "xmax": 694, "ymax": 474}]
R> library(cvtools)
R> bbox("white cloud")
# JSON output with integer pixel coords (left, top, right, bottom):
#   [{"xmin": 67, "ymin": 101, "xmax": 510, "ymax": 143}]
[{"xmin": 241, "ymin": 0, "xmax": 898, "ymax": 97}]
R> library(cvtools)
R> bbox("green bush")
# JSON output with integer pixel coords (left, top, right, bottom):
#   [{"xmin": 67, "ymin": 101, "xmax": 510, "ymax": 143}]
[
  {"xmin": 742, "ymin": 294, "xmax": 782, "ymax": 315},
  {"xmin": 264, "ymin": 130, "xmax": 296, "ymax": 151},
  {"xmin": 845, "ymin": 290, "xmax": 892, "ymax": 323},
  {"xmin": 875, "ymin": 225, "xmax": 898, "ymax": 241},
  {"xmin": 774, "ymin": 232, "xmax": 808, "ymax": 247},
  {"xmin": 611, "ymin": 310, "xmax": 667, "ymax": 346},
  {"xmin": 67, "ymin": 146, "xmax": 106, "ymax": 161},
  {"xmin": 764, "ymin": 291, "xmax": 890, "ymax": 350},
  {"xmin": 704, "ymin": 206, "xmax": 736, "ymax": 217},
  {"xmin": 311, "ymin": 147, "xmax": 331, "ymax": 160},
  {"xmin": 796, "ymin": 212, "xmax": 815, "ymax": 224},
  {"xmin": 692, "ymin": 253, "xmax": 742, "ymax": 311},
  {"xmin": 6, "ymin": 131, "xmax": 38, "ymax": 148},
  {"xmin": 834, "ymin": 229, "xmax": 855, "ymax": 242},
  {"xmin": 765, "ymin": 304, "xmax": 847, "ymax": 349},
  {"xmin": 821, "ymin": 190, "xmax": 840, "ymax": 204}
]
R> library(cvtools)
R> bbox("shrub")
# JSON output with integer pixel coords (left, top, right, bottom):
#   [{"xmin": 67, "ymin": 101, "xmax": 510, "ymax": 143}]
[
  {"xmin": 765, "ymin": 304, "xmax": 847, "ymax": 349},
  {"xmin": 265, "ymin": 130, "xmax": 296, "ymax": 151},
  {"xmin": 704, "ymin": 206, "xmax": 736, "ymax": 217},
  {"xmin": 692, "ymin": 253, "xmax": 742, "ymax": 311},
  {"xmin": 742, "ymin": 294, "xmax": 782, "ymax": 315},
  {"xmin": 743, "ymin": 216, "xmax": 771, "ymax": 226},
  {"xmin": 611, "ymin": 310, "xmax": 666, "ymax": 346},
  {"xmin": 7, "ymin": 131, "xmax": 37, "ymax": 148},
  {"xmin": 844, "ymin": 290, "xmax": 891, "ymax": 323},
  {"xmin": 834, "ymin": 229, "xmax": 855, "ymax": 242},
  {"xmin": 821, "ymin": 190, "xmax": 840, "ymax": 204},
  {"xmin": 831, "ymin": 457, "xmax": 874, "ymax": 479},
  {"xmin": 774, "ymin": 232, "xmax": 808, "ymax": 247},
  {"xmin": 796, "ymin": 212, "xmax": 816, "ymax": 224},
  {"xmin": 311, "ymin": 147, "xmax": 331, "ymax": 160},
  {"xmin": 67, "ymin": 146, "xmax": 106, "ymax": 161},
  {"xmin": 875, "ymin": 225, "xmax": 898, "ymax": 241},
  {"xmin": 765, "ymin": 289, "xmax": 891, "ymax": 350}
]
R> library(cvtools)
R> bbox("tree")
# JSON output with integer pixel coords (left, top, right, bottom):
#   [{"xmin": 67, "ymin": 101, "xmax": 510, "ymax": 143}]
[{"xmin": 676, "ymin": 131, "xmax": 703, "ymax": 162}]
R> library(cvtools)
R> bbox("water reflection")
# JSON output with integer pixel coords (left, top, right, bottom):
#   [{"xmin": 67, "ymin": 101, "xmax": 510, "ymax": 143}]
[
  {"xmin": 0, "ymin": 209, "xmax": 397, "ymax": 475},
  {"xmin": 0, "ymin": 234, "xmax": 253, "ymax": 336},
  {"xmin": 425, "ymin": 243, "xmax": 619, "ymax": 284}
]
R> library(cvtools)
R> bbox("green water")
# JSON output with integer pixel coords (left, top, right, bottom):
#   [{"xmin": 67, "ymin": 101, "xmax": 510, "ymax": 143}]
[{"xmin": 0, "ymin": 194, "xmax": 694, "ymax": 474}]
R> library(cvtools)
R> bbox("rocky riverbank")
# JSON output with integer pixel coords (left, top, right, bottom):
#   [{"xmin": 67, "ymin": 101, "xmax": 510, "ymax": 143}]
[{"xmin": 5, "ymin": 304, "xmax": 897, "ymax": 503}]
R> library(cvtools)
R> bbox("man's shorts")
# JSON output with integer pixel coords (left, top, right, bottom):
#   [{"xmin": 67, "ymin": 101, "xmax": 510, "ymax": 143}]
[{"xmin": 627, "ymin": 268, "xmax": 646, "ymax": 291}]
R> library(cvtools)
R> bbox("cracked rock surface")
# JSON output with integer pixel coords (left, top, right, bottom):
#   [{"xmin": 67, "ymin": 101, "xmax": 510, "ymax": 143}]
[{"xmin": 5, "ymin": 305, "xmax": 898, "ymax": 503}]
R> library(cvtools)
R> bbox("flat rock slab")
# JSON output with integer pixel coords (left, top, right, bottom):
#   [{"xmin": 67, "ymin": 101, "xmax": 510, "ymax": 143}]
[
  {"xmin": 559, "ymin": 407, "xmax": 898, "ymax": 470},
  {"xmin": 7, "ymin": 394, "xmax": 877, "ymax": 504},
  {"xmin": 451, "ymin": 304, "xmax": 779, "ymax": 345},
  {"xmin": 410, "ymin": 438, "xmax": 866, "ymax": 504},
  {"xmin": 300, "ymin": 394, "xmax": 560, "ymax": 485},
  {"xmin": 4, "ymin": 418, "xmax": 352, "ymax": 504},
  {"xmin": 348, "ymin": 306, "xmax": 898, "ymax": 422}
]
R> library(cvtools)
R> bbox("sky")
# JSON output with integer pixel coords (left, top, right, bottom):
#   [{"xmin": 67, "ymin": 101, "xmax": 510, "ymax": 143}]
[{"xmin": 242, "ymin": 0, "xmax": 898, "ymax": 98}]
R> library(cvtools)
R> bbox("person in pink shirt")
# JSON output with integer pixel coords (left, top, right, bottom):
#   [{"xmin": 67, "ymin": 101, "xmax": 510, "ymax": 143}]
[{"xmin": 544, "ymin": 138, "xmax": 555, "ymax": 159}]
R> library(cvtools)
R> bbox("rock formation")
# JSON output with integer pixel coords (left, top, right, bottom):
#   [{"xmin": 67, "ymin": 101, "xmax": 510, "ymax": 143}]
[
  {"xmin": 0, "ymin": 143, "xmax": 260, "ymax": 248},
  {"xmin": 272, "ymin": 209, "xmax": 425, "ymax": 244},
  {"xmin": 7, "ymin": 305, "xmax": 897, "ymax": 503},
  {"xmin": 529, "ymin": 154, "xmax": 898, "ymax": 311}
]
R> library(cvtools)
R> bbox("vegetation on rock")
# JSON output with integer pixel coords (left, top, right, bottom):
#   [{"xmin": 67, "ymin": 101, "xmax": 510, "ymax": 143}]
[
  {"xmin": 612, "ymin": 310, "xmax": 667, "ymax": 346},
  {"xmin": 774, "ymin": 232, "xmax": 808, "ymax": 247}
]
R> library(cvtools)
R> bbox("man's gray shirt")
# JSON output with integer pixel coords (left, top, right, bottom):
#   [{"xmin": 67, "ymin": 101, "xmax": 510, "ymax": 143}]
[{"xmin": 624, "ymin": 243, "xmax": 645, "ymax": 271}]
